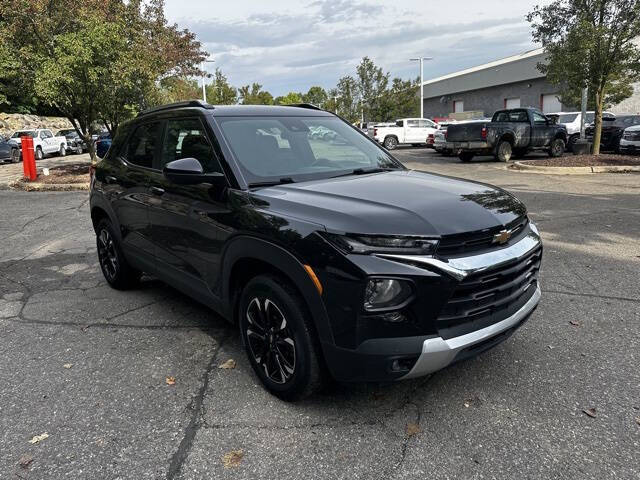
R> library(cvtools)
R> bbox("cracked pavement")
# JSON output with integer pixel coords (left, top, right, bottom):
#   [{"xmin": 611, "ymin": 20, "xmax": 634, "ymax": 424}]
[{"xmin": 1, "ymin": 150, "xmax": 639, "ymax": 479}]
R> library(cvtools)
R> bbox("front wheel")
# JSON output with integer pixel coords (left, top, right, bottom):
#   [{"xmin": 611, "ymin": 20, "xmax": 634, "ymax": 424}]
[
  {"xmin": 549, "ymin": 138, "xmax": 565, "ymax": 157},
  {"xmin": 11, "ymin": 148, "xmax": 20, "ymax": 163},
  {"xmin": 495, "ymin": 140, "xmax": 513, "ymax": 162},
  {"xmin": 59, "ymin": 144, "xmax": 67, "ymax": 157},
  {"xmin": 239, "ymin": 274, "xmax": 323, "ymax": 401},
  {"xmin": 383, "ymin": 136, "xmax": 398, "ymax": 150},
  {"xmin": 35, "ymin": 146, "xmax": 44, "ymax": 160},
  {"xmin": 96, "ymin": 219, "xmax": 141, "ymax": 290}
]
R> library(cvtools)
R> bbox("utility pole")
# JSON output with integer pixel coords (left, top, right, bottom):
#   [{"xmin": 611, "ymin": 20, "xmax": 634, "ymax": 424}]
[
  {"xmin": 410, "ymin": 57, "xmax": 432, "ymax": 118},
  {"xmin": 201, "ymin": 59, "xmax": 215, "ymax": 103}
]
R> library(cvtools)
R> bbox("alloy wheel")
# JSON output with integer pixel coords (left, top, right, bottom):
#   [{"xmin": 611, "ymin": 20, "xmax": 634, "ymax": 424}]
[
  {"xmin": 246, "ymin": 297, "xmax": 296, "ymax": 384},
  {"xmin": 97, "ymin": 228, "xmax": 119, "ymax": 281}
]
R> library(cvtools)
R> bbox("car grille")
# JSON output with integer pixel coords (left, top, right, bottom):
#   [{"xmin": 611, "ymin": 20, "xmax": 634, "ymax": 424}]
[
  {"xmin": 437, "ymin": 217, "xmax": 528, "ymax": 256},
  {"xmin": 436, "ymin": 244, "xmax": 542, "ymax": 339}
]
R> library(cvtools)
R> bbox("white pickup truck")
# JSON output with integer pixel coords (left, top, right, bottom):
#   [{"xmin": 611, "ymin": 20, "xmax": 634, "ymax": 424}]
[
  {"xmin": 367, "ymin": 118, "xmax": 439, "ymax": 150},
  {"xmin": 8, "ymin": 129, "xmax": 67, "ymax": 159}
]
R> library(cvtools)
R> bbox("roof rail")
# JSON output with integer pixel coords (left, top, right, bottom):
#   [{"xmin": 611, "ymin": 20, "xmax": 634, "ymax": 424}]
[
  {"xmin": 284, "ymin": 103, "xmax": 323, "ymax": 111},
  {"xmin": 137, "ymin": 100, "xmax": 214, "ymax": 117}
]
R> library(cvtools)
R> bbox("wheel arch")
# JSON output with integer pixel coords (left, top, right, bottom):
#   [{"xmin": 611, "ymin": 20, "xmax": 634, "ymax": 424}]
[
  {"xmin": 221, "ymin": 235, "xmax": 334, "ymax": 347},
  {"xmin": 499, "ymin": 132, "xmax": 516, "ymax": 145},
  {"xmin": 90, "ymin": 196, "xmax": 121, "ymax": 238}
]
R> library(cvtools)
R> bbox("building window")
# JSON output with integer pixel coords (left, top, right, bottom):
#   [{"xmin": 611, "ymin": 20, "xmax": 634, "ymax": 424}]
[
  {"xmin": 505, "ymin": 98, "xmax": 520, "ymax": 109},
  {"xmin": 453, "ymin": 100, "xmax": 464, "ymax": 113},
  {"xmin": 541, "ymin": 94, "xmax": 562, "ymax": 113}
]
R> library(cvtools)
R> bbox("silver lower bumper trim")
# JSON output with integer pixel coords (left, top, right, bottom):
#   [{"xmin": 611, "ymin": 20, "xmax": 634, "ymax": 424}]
[{"xmin": 400, "ymin": 284, "xmax": 541, "ymax": 380}]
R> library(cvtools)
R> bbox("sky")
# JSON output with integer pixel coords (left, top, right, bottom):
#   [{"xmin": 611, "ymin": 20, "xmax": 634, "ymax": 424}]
[{"xmin": 164, "ymin": 0, "xmax": 551, "ymax": 96}]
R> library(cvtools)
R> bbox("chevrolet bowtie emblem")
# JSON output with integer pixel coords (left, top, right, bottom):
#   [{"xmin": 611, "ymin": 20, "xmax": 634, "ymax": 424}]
[{"xmin": 493, "ymin": 229, "xmax": 512, "ymax": 244}]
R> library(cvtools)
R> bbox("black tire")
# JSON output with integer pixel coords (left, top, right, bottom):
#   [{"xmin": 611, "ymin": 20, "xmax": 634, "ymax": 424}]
[
  {"xmin": 383, "ymin": 136, "xmax": 398, "ymax": 150},
  {"xmin": 239, "ymin": 274, "xmax": 323, "ymax": 401},
  {"xmin": 495, "ymin": 140, "xmax": 512, "ymax": 162},
  {"xmin": 59, "ymin": 144, "xmax": 66, "ymax": 157},
  {"xmin": 549, "ymin": 138, "xmax": 565, "ymax": 158},
  {"xmin": 11, "ymin": 148, "xmax": 20, "ymax": 163},
  {"xmin": 96, "ymin": 218, "xmax": 141, "ymax": 290},
  {"xmin": 35, "ymin": 146, "xmax": 44, "ymax": 160},
  {"xmin": 567, "ymin": 134, "xmax": 579, "ymax": 152},
  {"xmin": 458, "ymin": 151, "xmax": 474, "ymax": 162}
]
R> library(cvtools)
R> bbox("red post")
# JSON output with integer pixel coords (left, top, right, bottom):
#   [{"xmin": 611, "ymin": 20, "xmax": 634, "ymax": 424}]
[{"xmin": 21, "ymin": 136, "xmax": 37, "ymax": 181}]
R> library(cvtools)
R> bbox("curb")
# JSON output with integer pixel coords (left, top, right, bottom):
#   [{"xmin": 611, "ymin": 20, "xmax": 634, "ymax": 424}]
[
  {"xmin": 509, "ymin": 162, "xmax": 640, "ymax": 175},
  {"xmin": 9, "ymin": 181, "xmax": 90, "ymax": 192}
]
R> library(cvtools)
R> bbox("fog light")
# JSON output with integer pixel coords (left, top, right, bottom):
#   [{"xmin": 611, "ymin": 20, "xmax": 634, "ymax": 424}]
[{"xmin": 364, "ymin": 278, "xmax": 412, "ymax": 311}]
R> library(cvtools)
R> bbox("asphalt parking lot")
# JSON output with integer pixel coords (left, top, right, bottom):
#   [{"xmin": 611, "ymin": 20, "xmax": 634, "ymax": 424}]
[{"xmin": 1, "ymin": 148, "xmax": 638, "ymax": 479}]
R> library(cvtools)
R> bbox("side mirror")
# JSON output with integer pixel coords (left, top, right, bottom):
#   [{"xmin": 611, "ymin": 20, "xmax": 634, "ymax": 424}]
[{"xmin": 163, "ymin": 158, "xmax": 226, "ymax": 186}]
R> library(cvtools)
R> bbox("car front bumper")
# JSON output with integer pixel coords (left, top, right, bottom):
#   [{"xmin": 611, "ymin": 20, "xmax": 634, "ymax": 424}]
[{"xmin": 620, "ymin": 138, "xmax": 640, "ymax": 152}]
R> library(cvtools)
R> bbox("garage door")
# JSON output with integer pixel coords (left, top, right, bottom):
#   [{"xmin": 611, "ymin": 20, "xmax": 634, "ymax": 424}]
[
  {"xmin": 541, "ymin": 94, "xmax": 562, "ymax": 113},
  {"xmin": 453, "ymin": 100, "xmax": 464, "ymax": 113},
  {"xmin": 505, "ymin": 98, "xmax": 520, "ymax": 109}
]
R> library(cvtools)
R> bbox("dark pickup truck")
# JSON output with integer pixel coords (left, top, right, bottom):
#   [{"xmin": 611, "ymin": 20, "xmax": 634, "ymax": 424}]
[{"xmin": 446, "ymin": 108, "xmax": 567, "ymax": 162}]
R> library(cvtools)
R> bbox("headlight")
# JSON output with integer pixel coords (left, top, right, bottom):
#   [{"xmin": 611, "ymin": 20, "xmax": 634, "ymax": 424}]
[
  {"xmin": 364, "ymin": 278, "xmax": 413, "ymax": 311},
  {"xmin": 322, "ymin": 233, "xmax": 438, "ymax": 255}
]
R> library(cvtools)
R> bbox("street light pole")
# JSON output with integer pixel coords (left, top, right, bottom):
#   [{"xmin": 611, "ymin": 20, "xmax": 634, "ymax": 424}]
[
  {"xmin": 410, "ymin": 57, "xmax": 432, "ymax": 119},
  {"xmin": 201, "ymin": 60, "xmax": 215, "ymax": 103}
]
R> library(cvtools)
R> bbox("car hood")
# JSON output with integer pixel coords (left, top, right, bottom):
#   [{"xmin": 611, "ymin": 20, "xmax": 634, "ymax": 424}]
[{"xmin": 249, "ymin": 170, "xmax": 526, "ymax": 236}]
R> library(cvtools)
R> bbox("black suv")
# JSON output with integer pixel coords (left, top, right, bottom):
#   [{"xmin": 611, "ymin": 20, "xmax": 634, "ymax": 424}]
[{"xmin": 89, "ymin": 101, "xmax": 542, "ymax": 400}]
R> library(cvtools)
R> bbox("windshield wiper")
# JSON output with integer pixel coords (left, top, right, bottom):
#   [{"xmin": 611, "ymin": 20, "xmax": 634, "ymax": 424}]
[
  {"xmin": 247, "ymin": 177, "xmax": 295, "ymax": 188},
  {"xmin": 330, "ymin": 167, "xmax": 398, "ymax": 178}
]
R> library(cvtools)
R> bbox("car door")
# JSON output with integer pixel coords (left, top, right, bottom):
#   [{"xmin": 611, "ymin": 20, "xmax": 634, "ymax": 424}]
[
  {"xmin": 107, "ymin": 121, "xmax": 161, "ymax": 259},
  {"xmin": 405, "ymin": 119, "xmax": 421, "ymax": 143},
  {"xmin": 532, "ymin": 111, "xmax": 553, "ymax": 147},
  {"xmin": 147, "ymin": 116, "xmax": 229, "ymax": 297}
]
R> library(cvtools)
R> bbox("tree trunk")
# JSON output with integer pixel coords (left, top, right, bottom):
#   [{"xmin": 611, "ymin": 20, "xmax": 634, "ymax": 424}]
[{"xmin": 592, "ymin": 88, "xmax": 605, "ymax": 156}]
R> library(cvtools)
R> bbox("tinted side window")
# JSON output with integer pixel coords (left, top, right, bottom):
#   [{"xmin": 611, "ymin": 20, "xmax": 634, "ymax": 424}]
[
  {"xmin": 161, "ymin": 118, "xmax": 221, "ymax": 173},
  {"xmin": 533, "ymin": 112, "xmax": 547, "ymax": 124},
  {"xmin": 124, "ymin": 122, "xmax": 161, "ymax": 168}
]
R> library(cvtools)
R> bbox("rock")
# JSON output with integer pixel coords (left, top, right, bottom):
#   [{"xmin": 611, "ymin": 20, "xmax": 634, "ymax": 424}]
[{"xmin": 0, "ymin": 113, "xmax": 74, "ymax": 138}]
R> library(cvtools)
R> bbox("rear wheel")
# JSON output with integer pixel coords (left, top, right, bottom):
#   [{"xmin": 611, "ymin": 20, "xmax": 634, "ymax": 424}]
[
  {"xmin": 495, "ymin": 140, "xmax": 512, "ymax": 162},
  {"xmin": 383, "ymin": 136, "xmax": 398, "ymax": 150},
  {"xmin": 458, "ymin": 151, "xmax": 475, "ymax": 162},
  {"xmin": 567, "ymin": 134, "xmax": 579, "ymax": 152},
  {"xmin": 239, "ymin": 274, "xmax": 323, "ymax": 401},
  {"xmin": 96, "ymin": 218, "xmax": 141, "ymax": 290},
  {"xmin": 59, "ymin": 144, "xmax": 66, "ymax": 156},
  {"xmin": 11, "ymin": 148, "xmax": 20, "ymax": 163},
  {"xmin": 549, "ymin": 138, "xmax": 565, "ymax": 157}
]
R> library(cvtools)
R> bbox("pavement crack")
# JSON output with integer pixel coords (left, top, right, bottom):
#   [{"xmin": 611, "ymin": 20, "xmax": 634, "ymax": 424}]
[
  {"xmin": 166, "ymin": 335, "xmax": 228, "ymax": 480},
  {"xmin": 543, "ymin": 288, "xmax": 640, "ymax": 303}
]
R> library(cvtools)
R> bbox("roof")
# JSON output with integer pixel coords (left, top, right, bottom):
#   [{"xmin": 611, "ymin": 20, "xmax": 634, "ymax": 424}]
[
  {"xmin": 138, "ymin": 101, "xmax": 332, "ymax": 118},
  {"xmin": 422, "ymin": 48, "xmax": 548, "ymax": 98}
]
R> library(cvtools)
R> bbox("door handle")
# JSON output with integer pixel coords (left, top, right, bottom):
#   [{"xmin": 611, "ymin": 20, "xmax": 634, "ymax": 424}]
[
  {"xmin": 150, "ymin": 186, "xmax": 165, "ymax": 196},
  {"xmin": 105, "ymin": 175, "xmax": 117, "ymax": 184}
]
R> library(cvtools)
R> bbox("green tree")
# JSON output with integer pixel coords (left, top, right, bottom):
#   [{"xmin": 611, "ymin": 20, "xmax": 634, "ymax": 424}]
[
  {"xmin": 335, "ymin": 75, "xmax": 360, "ymax": 123},
  {"xmin": 527, "ymin": 0, "xmax": 640, "ymax": 154},
  {"xmin": 302, "ymin": 86, "xmax": 328, "ymax": 107},
  {"xmin": 205, "ymin": 68, "xmax": 238, "ymax": 105},
  {"xmin": 356, "ymin": 57, "xmax": 389, "ymax": 123},
  {"xmin": 157, "ymin": 77, "xmax": 201, "ymax": 104},
  {"xmin": 275, "ymin": 91, "xmax": 303, "ymax": 105},
  {"xmin": 239, "ymin": 83, "xmax": 274, "ymax": 105}
]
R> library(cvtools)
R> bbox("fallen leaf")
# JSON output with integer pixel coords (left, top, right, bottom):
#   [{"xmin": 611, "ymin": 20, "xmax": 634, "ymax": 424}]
[
  {"xmin": 583, "ymin": 408, "xmax": 597, "ymax": 418},
  {"xmin": 569, "ymin": 320, "xmax": 580, "ymax": 327},
  {"xmin": 63, "ymin": 363, "xmax": 73, "ymax": 369},
  {"xmin": 222, "ymin": 449, "xmax": 244, "ymax": 468},
  {"xmin": 18, "ymin": 455, "xmax": 33, "ymax": 468},
  {"xmin": 165, "ymin": 376, "xmax": 176, "ymax": 386},
  {"xmin": 28, "ymin": 433, "xmax": 49, "ymax": 444},
  {"xmin": 218, "ymin": 359, "xmax": 236, "ymax": 370},
  {"xmin": 406, "ymin": 423, "xmax": 420, "ymax": 437}
]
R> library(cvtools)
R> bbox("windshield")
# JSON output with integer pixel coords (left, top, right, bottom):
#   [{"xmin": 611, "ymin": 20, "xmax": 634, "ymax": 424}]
[
  {"xmin": 11, "ymin": 131, "xmax": 36, "ymax": 138},
  {"xmin": 217, "ymin": 116, "xmax": 402, "ymax": 184},
  {"xmin": 557, "ymin": 114, "xmax": 578, "ymax": 123},
  {"xmin": 57, "ymin": 129, "xmax": 77, "ymax": 137}
]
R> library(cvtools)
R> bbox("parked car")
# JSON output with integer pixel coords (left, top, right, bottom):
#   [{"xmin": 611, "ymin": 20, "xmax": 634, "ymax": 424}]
[
  {"xmin": 95, "ymin": 132, "xmax": 112, "ymax": 158},
  {"xmin": 0, "ymin": 137, "xmax": 21, "ymax": 164},
  {"xmin": 619, "ymin": 124, "xmax": 640, "ymax": 154},
  {"xmin": 434, "ymin": 120, "xmax": 491, "ymax": 156},
  {"xmin": 90, "ymin": 101, "xmax": 542, "ymax": 400},
  {"xmin": 368, "ymin": 118, "xmax": 439, "ymax": 149},
  {"xmin": 56, "ymin": 128, "xmax": 86, "ymax": 154},
  {"xmin": 548, "ymin": 111, "xmax": 615, "ymax": 151},
  {"xmin": 446, "ymin": 108, "xmax": 567, "ymax": 162},
  {"xmin": 7, "ymin": 129, "xmax": 67, "ymax": 159},
  {"xmin": 586, "ymin": 114, "xmax": 640, "ymax": 152}
]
